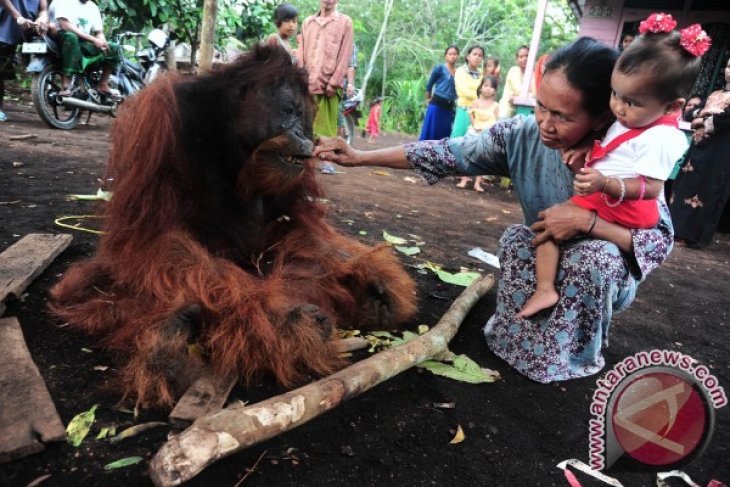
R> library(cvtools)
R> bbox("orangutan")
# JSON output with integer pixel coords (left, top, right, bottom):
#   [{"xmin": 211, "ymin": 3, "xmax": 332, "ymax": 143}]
[{"xmin": 50, "ymin": 45, "xmax": 417, "ymax": 408}]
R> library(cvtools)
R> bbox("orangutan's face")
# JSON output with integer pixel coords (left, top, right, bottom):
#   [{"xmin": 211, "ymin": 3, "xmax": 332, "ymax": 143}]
[{"xmin": 240, "ymin": 77, "xmax": 316, "ymax": 188}]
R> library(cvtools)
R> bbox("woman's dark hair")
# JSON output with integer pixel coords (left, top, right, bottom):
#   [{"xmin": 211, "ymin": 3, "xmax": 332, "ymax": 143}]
[
  {"xmin": 516, "ymin": 45, "xmax": 529, "ymax": 56},
  {"xmin": 444, "ymin": 45, "xmax": 460, "ymax": 56},
  {"xmin": 274, "ymin": 3, "xmax": 298, "ymax": 27},
  {"xmin": 476, "ymin": 75, "xmax": 498, "ymax": 97},
  {"xmin": 616, "ymin": 31, "xmax": 702, "ymax": 102},
  {"xmin": 544, "ymin": 37, "xmax": 619, "ymax": 119},
  {"xmin": 464, "ymin": 45, "xmax": 485, "ymax": 61}
]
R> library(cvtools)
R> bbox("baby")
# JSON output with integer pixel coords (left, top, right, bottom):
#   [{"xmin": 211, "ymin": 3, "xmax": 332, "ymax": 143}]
[{"xmin": 518, "ymin": 13, "xmax": 711, "ymax": 318}]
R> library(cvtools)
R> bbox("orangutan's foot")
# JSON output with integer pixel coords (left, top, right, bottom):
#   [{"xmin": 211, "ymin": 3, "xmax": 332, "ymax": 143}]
[{"xmin": 516, "ymin": 288, "xmax": 559, "ymax": 318}]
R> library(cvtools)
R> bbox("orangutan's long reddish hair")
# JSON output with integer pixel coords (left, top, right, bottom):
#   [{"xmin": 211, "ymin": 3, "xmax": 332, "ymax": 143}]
[{"xmin": 51, "ymin": 45, "xmax": 417, "ymax": 408}]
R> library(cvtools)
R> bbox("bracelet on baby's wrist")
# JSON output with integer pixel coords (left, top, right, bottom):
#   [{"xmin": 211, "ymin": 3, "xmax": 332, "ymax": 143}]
[{"xmin": 601, "ymin": 177, "xmax": 625, "ymax": 208}]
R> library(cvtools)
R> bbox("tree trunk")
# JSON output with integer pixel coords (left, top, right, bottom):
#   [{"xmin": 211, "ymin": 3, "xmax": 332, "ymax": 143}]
[
  {"xmin": 381, "ymin": 29, "xmax": 387, "ymax": 98},
  {"xmin": 359, "ymin": 0, "xmax": 394, "ymax": 98},
  {"xmin": 197, "ymin": 0, "xmax": 218, "ymax": 74},
  {"xmin": 149, "ymin": 274, "xmax": 495, "ymax": 486}
]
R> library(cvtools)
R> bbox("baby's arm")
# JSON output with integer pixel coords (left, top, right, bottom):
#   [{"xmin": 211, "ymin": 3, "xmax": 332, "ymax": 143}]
[{"xmin": 574, "ymin": 168, "xmax": 663, "ymax": 200}]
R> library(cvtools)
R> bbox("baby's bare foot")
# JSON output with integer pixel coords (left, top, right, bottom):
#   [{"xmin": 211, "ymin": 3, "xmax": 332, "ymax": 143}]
[{"xmin": 516, "ymin": 288, "xmax": 559, "ymax": 318}]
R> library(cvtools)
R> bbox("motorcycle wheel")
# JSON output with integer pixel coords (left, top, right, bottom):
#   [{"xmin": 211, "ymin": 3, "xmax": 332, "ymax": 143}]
[
  {"xmin": 345, "ymin": 113, "xmax": 356, "ymax": 145},
  {"xmin": 31, "ymin": 65, "xmax": 81, "ymax": 130}
]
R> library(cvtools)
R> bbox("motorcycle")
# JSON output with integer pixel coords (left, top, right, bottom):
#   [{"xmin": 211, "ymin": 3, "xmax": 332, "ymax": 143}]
[
  {"xmin": 21, "ymin": 29, "xmax": 168, "ymax": 130},
  {"xmin": 135, "ymin": 28, "xmax": 170, "ymax": 84},
  {"xmin": 341, "ymin": 89, "xmax": 363, "ymax": 145}
]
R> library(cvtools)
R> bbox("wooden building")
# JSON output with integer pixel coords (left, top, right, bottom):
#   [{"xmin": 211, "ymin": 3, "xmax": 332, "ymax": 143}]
[{"xmin": 567, "ymin": 0, "xmax": 730, "ymax": 96}]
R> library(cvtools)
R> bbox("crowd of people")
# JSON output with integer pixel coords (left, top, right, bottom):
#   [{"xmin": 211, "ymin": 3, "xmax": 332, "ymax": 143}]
[
  {"xmin": 314, "ymin": 14, "xmax": 726, "ymax": 383},
  {"xmin": 2, "ymin": 2, "xmax": 729, "ymax": 385}
]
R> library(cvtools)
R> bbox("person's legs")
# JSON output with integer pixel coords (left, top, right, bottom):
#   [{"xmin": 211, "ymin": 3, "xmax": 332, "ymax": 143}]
[
  {"xmin": 0, "ymin": 79, "xmax": 6, "ymax": 123},
  {"xmin": 98, "ymin": 43, "xmax": 121, "ymax": 93},
  {"xmin": 336, "ymin": 98, "xmax": 346, "ymax": 138},
  {"xmin": 313, "ymin": 93, "xmax": 341, "ymax": 138},
  {"xmin": 59, "ymin": 31, "xmax": 83, "ymax": 94},
  {"xmin": 0, "ymin": 42, "xmax": 18, "ymax": 122},
  {"xmin": 516, "ymin": 239, "xmax": 560, "ymax": 318}
]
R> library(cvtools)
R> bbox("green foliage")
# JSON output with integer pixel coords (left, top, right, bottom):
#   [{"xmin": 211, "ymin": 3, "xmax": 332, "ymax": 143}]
[
  {"xmin": 380, "ymin": 77, "xmax": 426, "ymax": 134},
  {"xmin": 95, "ymin": 0, "xmax": 579, "ymax": 134},
  {"xmin": 98, "ymin": 0, "xmax": 263, "ymax": 50}
]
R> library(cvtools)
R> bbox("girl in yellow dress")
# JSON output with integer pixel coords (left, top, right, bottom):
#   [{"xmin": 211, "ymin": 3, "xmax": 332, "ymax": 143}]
[{"xmin": 457, "ymin": 76, "xmax": 500, "ymax": 192}]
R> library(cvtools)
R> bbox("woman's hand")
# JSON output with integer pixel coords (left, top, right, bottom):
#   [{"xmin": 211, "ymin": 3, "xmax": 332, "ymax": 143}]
[
  {"xmin": 313, "ymin": 137, "xmax": 361, "ymax": 166},
  {"xmin": 531, "ymin": 203, "xmax": 594, "ymax": 246},
  {"xmin": 573, "ymin": 167, "xmax": 606, "ymax": 196}
]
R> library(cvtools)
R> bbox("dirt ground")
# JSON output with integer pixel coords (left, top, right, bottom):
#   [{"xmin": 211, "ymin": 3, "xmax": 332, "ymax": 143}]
[{"xmin": 1, "ymin": 94, "xmax": 729, "ymax": 487}]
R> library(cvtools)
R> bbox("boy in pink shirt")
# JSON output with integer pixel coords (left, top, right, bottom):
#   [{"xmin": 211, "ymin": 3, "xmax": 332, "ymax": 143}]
[{"xmin": 297, "ymin": 0, "xmax": 353, "ymax": 138}]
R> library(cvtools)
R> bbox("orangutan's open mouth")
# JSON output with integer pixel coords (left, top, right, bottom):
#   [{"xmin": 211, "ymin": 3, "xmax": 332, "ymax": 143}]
[{"xmin": 281, "ymin": 154, "xmax": 308, "ymax": 166}]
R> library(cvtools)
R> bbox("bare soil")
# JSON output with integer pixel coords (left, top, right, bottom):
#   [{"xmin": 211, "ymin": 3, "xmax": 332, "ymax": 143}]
[{"xmin": 1, "ymin": 95, "xmax": 729, "ymax": 487}]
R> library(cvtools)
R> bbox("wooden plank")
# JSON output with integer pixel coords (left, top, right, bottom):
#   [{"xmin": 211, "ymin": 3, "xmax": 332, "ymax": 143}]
[
  {"xmin": 169, "ymin": 371, "xmax": 236, "ymax": 426},
  {"xmin": 0, "ymin": 317, "xmax": 66, "ymax": 463},
  {"xmin": 0, "ymin": 234, "xmax": 72, "ymax": 316}
]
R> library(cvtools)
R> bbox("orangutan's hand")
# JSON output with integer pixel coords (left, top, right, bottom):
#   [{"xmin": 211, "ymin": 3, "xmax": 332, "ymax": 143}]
[
  {"xmin": 531, "ymin": 203, "xmax": 594, "ymax": 245},
  {"xmin": 313, "ymin": 137, "xmax": 361, "ymax": 166}
]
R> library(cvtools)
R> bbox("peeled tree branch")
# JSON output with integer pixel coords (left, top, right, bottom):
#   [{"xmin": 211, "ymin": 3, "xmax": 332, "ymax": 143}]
[{"xmin": 149, "ymin": 274, "xmax": 495, "ymax": 486}]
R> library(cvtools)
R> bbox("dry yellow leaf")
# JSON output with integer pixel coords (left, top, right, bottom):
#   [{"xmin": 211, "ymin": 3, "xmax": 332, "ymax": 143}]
[{"xmin": 450, "ymin": 425, "xmax": 466, "ymax": 444}]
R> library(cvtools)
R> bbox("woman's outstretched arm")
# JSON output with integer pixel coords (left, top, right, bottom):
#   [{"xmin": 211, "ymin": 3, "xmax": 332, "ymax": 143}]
[{"xmin": 313, "ymin": 137, "xmax": 409, "ymax": 169}]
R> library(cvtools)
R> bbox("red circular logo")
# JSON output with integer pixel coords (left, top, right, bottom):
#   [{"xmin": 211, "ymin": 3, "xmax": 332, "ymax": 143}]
[{"xmin": 611, "ymin": 371, "xmax": 708, "ymax": 466}]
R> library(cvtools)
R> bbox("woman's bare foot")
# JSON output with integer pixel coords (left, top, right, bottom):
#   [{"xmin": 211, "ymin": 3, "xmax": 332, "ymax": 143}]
[
  {"xmin": 516, "ymin": 288, "xmax": 559, "ymax": 318},
  {"xmin": 456, "ymin": 177, "xmax": 472, "ymax": 188}
]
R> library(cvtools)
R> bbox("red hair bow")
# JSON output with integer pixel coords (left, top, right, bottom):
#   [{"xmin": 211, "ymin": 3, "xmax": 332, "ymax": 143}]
[
  {"xmin": 639, "ymin": 12, "xmax": 677, "ymax": 34},
  {"xmin": 680, "ymin": 24, "xmax": 712, "ymax": 57}
]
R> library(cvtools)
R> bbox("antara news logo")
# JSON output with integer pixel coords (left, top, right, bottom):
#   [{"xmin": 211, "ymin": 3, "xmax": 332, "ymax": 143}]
[{"xmin": 588, "ymin": 349, "xmax": 727, "ymax": 471}]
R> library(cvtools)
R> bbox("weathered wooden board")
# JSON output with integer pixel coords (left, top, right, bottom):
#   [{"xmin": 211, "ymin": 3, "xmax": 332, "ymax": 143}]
[
  {"xmin": 0, "ymin": 317, "xmax": 66, "ymax": 463},
  {"xmin": 169, "ymin": 371, "xmax": 236, "ymax": 426},
  {"xmin": 0, "ymin": 234, "xmax": 72, "ymax": 316}
]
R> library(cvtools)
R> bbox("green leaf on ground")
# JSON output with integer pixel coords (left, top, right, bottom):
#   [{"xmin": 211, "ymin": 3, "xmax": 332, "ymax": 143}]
[
  {"xmin": 433, "ymin": 269, "xmax": 480, "ymax": 287},
  {"xmin": 395, "ymin": 245, "xmax": 421, "ymax": 256},
  {"xmin": 66, "ymin": 404, "xmax": 98, "ymax": 447},
  {"xmin": 383, "ymin": 230, "xmax": 407, "ymax": 245},
  {"xmin": 417, "ymin": 354, "xmax": 497, "ymax": 384},
  {"xmin": 103, "ymin": 456, "xmax": 145, "ymax": 470}
]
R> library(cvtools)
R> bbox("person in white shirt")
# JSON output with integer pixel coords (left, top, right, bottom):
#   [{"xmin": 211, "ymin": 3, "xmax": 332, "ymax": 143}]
[{"xmin": 53, "ymin": 0, "xmax": 119, "ymax": 95}]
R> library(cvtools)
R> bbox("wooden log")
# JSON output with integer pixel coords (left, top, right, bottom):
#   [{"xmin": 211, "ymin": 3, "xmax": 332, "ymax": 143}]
[
  {"xmin": 169, "ymin": 371, "xmax": 236, "ymax": 427},
  {"xmin": 331, "ymin": 336, "xmax": 369, "ymax": 353},
  {"xmin": 0, "ymin": 317, "xmax": 66, "ymax": 463},
  {"xmin": 0, "ymin": 234, "xmax": 72, "ymax": 316},
  {"xmin": 149, "ymin": 274, "xmax": 495, "ymax": 486}
]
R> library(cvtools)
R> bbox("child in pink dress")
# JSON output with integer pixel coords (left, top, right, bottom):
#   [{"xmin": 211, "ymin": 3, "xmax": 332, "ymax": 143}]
[
  {"xmin": 365, "ymin": 97, "xmax": 383, "ymax": 143},
  {"xmin": 518, "ymin": 13, "xmax": 711, "ymax": 318}
]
